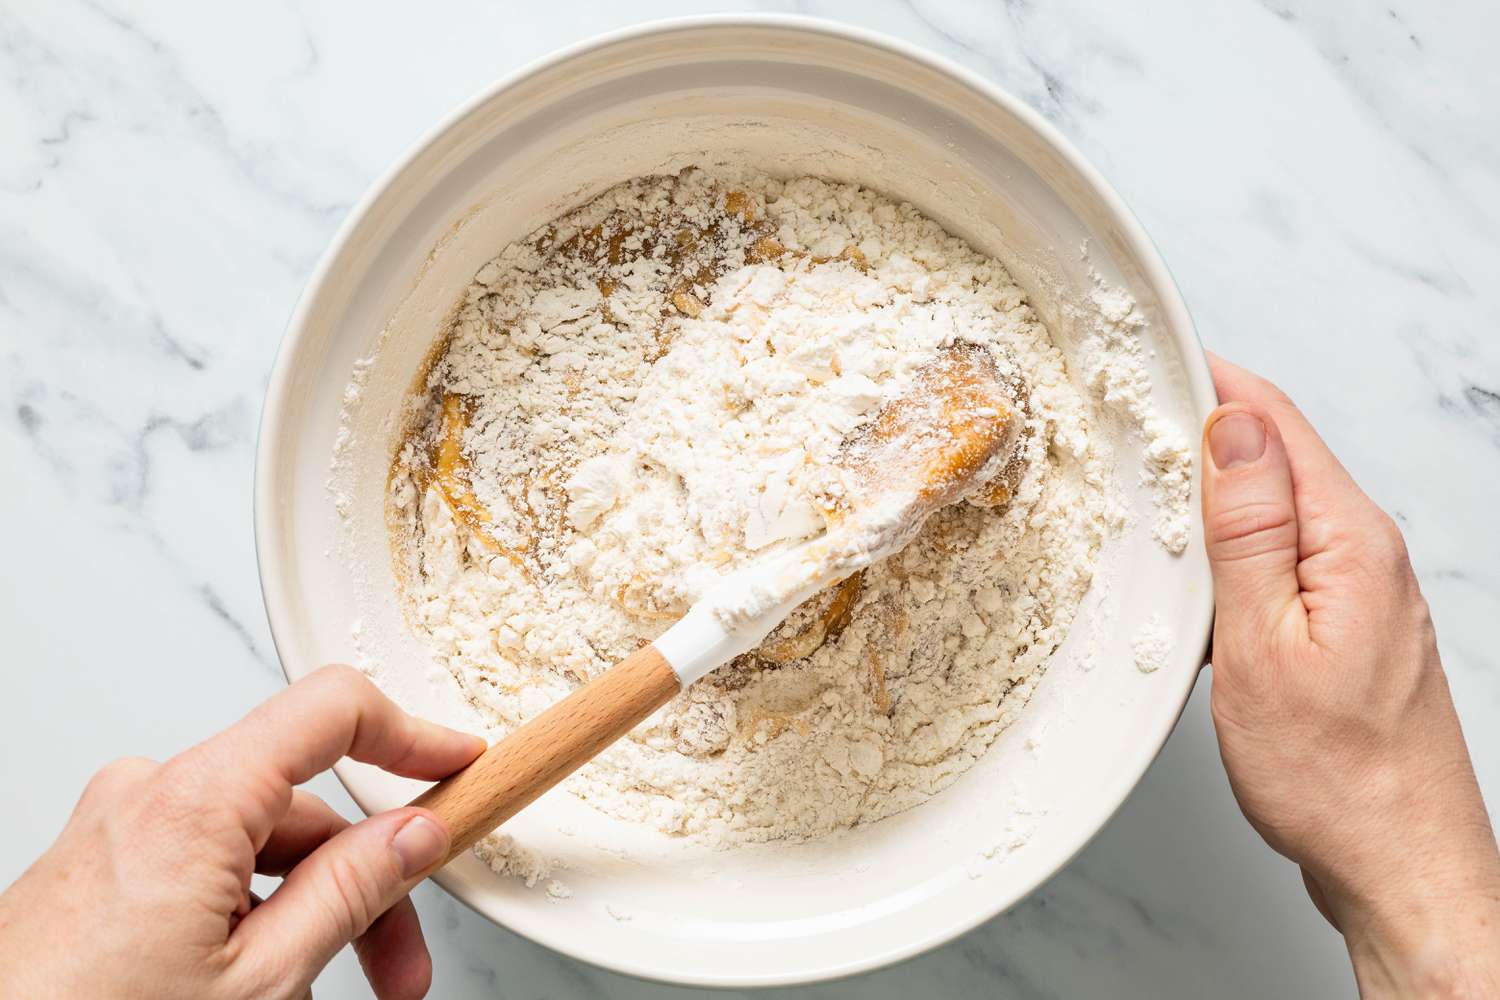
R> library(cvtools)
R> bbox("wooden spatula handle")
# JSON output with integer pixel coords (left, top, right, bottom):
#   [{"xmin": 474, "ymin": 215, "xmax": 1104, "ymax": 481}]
[{"xmin": 410, "ymin": 643, "xmax": 680, "ymax": 864}]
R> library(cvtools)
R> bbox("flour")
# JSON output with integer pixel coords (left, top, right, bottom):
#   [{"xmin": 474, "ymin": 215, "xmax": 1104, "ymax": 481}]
[
  {"xmin": 1079, "ymin": 280, "xmax": 1194, "ymax": 553},
  {"xmin": 382, "ymin": 169, "xmax": 1176, "ymax": 860},
  {"xmin": 471, "ymin": 832, "xmax": 560, "ymax": 889},
  {"xmin": 1132, "ymin": 614, "xmax": 1172, "ymax": 674}
]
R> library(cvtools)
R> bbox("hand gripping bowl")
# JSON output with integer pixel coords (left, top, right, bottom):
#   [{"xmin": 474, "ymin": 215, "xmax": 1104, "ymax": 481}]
[{"xmin": 255, "ymin": 15, "xmax": 1215, "ymax": 988}]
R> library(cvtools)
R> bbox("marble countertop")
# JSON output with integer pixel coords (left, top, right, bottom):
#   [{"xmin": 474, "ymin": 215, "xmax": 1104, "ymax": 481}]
[{"xmin": 3, "ymin": 2, "xmax": 1496, "ymax": 996}]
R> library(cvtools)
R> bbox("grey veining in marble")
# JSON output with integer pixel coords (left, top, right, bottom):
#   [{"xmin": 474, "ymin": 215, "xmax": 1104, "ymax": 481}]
[{"xmin": 3, "ymin": 2, "xmax": 1497, "ymax": 997}]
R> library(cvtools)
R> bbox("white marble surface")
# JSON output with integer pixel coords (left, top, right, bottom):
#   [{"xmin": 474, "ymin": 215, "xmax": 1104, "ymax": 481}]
[{"xmin": 2, "ymin": 1, "xmax": 1497, "ymax": 996}]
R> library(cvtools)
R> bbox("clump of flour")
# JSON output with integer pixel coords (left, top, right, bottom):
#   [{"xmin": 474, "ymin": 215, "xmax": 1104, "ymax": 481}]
[
  {"xmin": 1079, "ymin": 281, "xmax": 1193, "ymax": 553},
  {"xmin": 1132, "ymin": 614, "xmax": 1173, "ymax": 674},
  {"xmin": 472, "ymin": 832, "xmax": 561, "ymax": 889},
  {"xmin": 376, "ymin": 169, "xmax": 1182, "ymax": 860}
]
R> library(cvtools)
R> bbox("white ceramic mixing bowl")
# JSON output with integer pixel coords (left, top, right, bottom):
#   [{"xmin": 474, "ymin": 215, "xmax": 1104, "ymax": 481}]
[{"xmin": 255, "ymin": 15, "xmax": 1215, "ymax": 987}]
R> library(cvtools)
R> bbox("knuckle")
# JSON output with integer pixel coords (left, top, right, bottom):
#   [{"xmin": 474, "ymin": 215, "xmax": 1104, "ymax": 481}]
[
  {"xmin": 153, "ymin": 755, "xmax": 205, "ymax": 797},
  {"xmin": 83, "ymin": 756, "xmax": 157, "ymax": 802},
  {"xmin": 387, "ymin": 723, "xmax": 425, "ymax": 775},
  {"xmin": 1353, "ymin": 510, "xmax": 1412, "ymax": 572},
  {"xmin": 240, "ymin": 764, "xmax": 295, "ymax": 829},
  {"xmin": 319, "ymin": 663, "xmax": 408, "ymax": 746},
  {"xmin": 309, "ymin": 663, "xmax": 378, "ymax": 706},
  {"xmin": 310, "ymin": 662, "xmax": 367, "ymax": 692},
  {"xmin": 323, "ymin": 852, "xmax": 383, "ymax": 939},
  {"xmin": 221, "ymin": 940, "xmax": 296, "ymax": 1000},
  {"xmin": 1374, "ymin": 513, "xmax": 1410, "ymax": 561},
  {"xmin": 1207, "ymin": 499, "xmax": 1298, "ymax": 560},
  {"xmin": 144, "ymin": 757, "xmax": 232, "ymax": 831},
  {"xmin": 95, "ymin": 755, "xmax": 155, "ymax": 784}
]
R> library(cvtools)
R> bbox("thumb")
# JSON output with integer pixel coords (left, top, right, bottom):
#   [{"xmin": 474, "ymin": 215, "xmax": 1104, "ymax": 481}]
[
  {"xmin": 1201, "ymin": 403, "xmax": 1305, "ymax": 644},
  {"xmin": 234, "ymin": 808, "xmax": 450, "ymax": 989}
]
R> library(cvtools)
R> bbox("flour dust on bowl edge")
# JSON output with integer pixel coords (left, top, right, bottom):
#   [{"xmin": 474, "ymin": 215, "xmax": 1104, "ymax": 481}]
[{"xmin": 253, "ymin": 16, "xmax": 1215, "ymax": 988}]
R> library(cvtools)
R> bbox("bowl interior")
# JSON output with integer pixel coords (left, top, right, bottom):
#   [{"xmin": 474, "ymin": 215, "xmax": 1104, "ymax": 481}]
[{"xmin": 257, "ymin": 20, "xmax": 1214, "ymax": 988}]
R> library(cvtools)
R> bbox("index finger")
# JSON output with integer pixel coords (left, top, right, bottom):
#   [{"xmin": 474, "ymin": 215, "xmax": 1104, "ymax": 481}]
[{"xmin": 190, "ymin": 665, "xmax": 485, "ymax": 846}]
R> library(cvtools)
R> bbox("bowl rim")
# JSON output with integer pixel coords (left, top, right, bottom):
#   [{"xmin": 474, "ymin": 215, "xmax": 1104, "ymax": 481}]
[{"xmin": 254, "ymin": 12, "xmax": 1215, "ymax": 988}]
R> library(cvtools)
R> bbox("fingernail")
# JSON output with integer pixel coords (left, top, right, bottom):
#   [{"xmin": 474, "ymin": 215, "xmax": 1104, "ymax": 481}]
[
  {"xmin": 1208, "ymin": 412, "xmax": 1266, "ymax": 469},
  {"xmin": 392, "ymin": 815, "xmax": 447, "ymax": 878}
]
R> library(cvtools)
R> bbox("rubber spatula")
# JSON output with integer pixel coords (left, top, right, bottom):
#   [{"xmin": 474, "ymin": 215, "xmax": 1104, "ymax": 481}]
[{"xmin": 410, "ymin": 341, "xmax": 1022, "ymax": 863}]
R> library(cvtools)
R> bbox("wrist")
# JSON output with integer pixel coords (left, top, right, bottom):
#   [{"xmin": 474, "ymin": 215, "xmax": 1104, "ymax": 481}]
[
  {"xmin": 1328, "ymin": 853, "xmax": 1500, "ymax": 998},
  {"xmin": 1343, "ymin": 911, "xmax": 1500, "ymax": 998}
]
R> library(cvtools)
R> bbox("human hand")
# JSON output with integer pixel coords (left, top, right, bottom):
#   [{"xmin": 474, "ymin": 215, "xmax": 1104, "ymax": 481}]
[
  {"xmin": 1201, "ymin": 354, "xmax": 1500, "ymax": 996},
  {"xmin": 0, "ymin": 665, "xmax": 485, "ymax": 1000}
]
